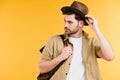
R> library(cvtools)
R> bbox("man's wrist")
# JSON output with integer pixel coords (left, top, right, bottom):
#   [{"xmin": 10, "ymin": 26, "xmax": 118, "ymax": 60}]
[{"xmin": 56, "ymin": 55, "xmax": 64, "ymax": 63}]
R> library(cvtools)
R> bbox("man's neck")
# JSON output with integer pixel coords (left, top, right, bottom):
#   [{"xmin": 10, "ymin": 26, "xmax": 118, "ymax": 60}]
[{"xmin": 70, "ymin": 31, "xmax": 82, "ymax": 38}]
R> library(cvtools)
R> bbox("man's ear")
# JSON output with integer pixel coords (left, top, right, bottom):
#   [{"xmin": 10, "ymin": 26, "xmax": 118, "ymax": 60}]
[{"xmin": 78, "ymin": 20, "xmax": 84, "ymax": 27}]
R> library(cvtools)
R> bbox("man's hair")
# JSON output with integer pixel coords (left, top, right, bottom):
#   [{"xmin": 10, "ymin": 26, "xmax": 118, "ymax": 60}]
[{"xmin": 62, "ymin": 10, "xmax": 84, "ymax": 21}]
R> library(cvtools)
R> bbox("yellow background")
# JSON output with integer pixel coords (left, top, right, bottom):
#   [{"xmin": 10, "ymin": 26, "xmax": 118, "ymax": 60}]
[{"xmin": 0, "ymin": 0, "xmax": 120, "ymax": 80}]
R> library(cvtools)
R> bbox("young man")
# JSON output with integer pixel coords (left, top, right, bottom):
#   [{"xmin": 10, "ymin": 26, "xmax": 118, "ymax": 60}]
[{"xmin": 39, "ymin": 1, "xmax": 114, "ymax": 80}]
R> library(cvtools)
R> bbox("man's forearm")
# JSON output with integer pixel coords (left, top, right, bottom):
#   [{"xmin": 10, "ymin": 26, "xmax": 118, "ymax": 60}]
[
  {"xmin": 95, "ymin": 28, "xmax": 114, "ymax": 60},
  {"xmin": 39, "ymin": 46, "xmax": 72, "ymax": 73},
  {"xmin": 39, "ymin": 55, "xmax": 64, "ymax": 74}
]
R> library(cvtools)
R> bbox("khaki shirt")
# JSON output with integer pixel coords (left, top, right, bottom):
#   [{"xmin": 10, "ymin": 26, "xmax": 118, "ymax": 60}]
[{"xmin": 41, "ymin": 31, "xmax": 102, "ymax": 80}]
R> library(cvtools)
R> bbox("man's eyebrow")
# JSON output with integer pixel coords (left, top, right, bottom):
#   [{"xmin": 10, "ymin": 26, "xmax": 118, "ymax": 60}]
[{"xmin": 64, "ymin": 19, "xmax": 73, "ymax": 22}]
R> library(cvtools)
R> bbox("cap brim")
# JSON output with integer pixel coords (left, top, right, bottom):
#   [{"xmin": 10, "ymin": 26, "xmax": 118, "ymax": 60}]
[{"xmin": 61, "ymin": 6, "xmax": 88, "ymax": 26}]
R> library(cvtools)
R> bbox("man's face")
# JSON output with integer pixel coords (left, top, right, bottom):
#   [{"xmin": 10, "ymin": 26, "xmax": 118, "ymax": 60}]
[{"xmin": 64, "ymin": 14, "xmax": 82, "ymax": 35}]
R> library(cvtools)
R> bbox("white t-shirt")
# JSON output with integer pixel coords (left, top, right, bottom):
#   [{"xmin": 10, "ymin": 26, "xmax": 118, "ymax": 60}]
[{"xmin": 66, "ymin": 37, "xmax": 86, "ymax": 80}]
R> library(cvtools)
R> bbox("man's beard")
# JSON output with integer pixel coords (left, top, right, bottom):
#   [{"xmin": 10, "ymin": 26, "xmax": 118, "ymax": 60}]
[{"xmin": 64, "ymin": 27, "xmax": 79, "ymax": 36}]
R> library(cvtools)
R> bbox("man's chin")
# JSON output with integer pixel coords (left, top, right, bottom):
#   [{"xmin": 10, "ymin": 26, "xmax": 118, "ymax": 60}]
[
  {"xmin": 65, "ymin": 32, "xmax": 71, "ymax": 36},
  {"xmin": 65, "ymin": 32, "xmax": 70, "ymax": 35}
]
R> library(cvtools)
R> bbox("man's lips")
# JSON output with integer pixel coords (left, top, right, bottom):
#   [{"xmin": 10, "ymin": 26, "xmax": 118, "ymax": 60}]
[{"xmin": 64, "ymin": 28, "xmax": 70, "ymax": 32}]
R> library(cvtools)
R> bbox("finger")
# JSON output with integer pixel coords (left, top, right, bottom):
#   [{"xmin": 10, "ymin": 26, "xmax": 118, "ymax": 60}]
[
  {"xmin": 85, "ymin": 19, "xmax": 90, "ymax": 25},
  {"xmin": 85, "ymin": 19, "xmax": 93, "ymax": 27},
  {"xmin": 85, "ymin": 15, "xmax": 98, "ymax": 24},
  {"xmin": 85, "ymin": 15, "xmax": 94, "ymax": 20}
]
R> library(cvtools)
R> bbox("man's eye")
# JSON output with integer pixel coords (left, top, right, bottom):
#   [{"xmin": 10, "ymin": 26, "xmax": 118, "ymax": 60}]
[{"xmin": 68, "ymin": 21, "xmax": 73, "ymax": 24}]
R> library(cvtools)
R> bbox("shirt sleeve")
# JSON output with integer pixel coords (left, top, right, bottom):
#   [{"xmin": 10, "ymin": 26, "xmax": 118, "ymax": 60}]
[
  {"xmin": 41, "ymin": 36, "xmax": 55, "ymax": 60},
  {"xmin": 90, "ymin": 37, "xmax": 101, "ymax": 58}
]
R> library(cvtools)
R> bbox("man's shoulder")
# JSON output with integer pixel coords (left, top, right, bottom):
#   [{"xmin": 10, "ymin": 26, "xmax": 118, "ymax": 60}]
[
  {"xmin": 40, "ymin": 34, "xmax": 64, "ymax": 53},
  {"xmin": 50, "ymin": 34, "xmax": 64, "ymax": 40},
  {"xmin": 48, "ymin": 34, "xmax": 64, "ymax": 42},
  {"xmin": 82, "ymin": 30, "xmax": 95, "ymax": 41}
]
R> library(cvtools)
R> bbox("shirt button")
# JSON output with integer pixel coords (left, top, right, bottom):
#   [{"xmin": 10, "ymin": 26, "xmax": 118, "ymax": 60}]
[
  {"xmin": 66, "ymin": 73, "xmax": 68, "ymax": 75},
  {"xmin": 68, "ymin": 63, "xmax": 71, "ymax": 65}
]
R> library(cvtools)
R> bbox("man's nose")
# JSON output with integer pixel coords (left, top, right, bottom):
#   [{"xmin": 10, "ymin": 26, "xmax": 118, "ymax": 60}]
[{"xmin": 64, "ymin": 22, "xmax": 68, "ymax": 28}]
